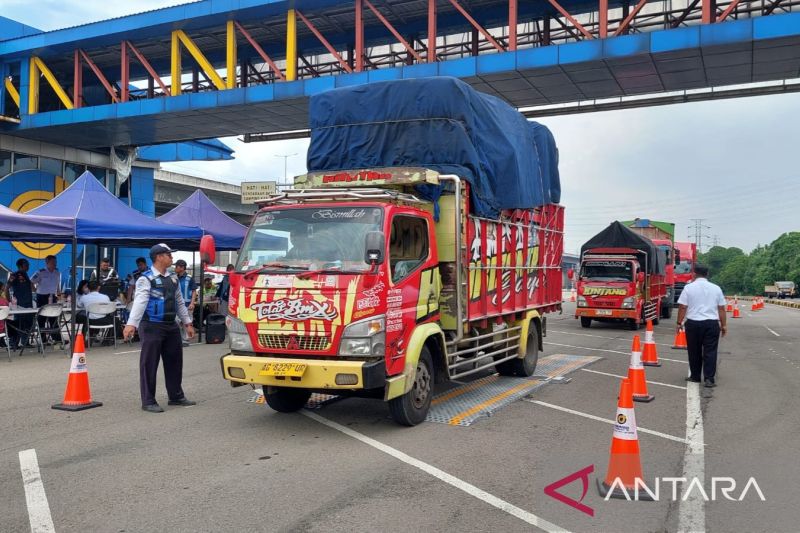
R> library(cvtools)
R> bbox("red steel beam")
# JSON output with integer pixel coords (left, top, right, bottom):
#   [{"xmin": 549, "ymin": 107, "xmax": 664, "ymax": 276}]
[
  {"xmin": 599, "ymin": 0, "xmax": 608, "ymax": 38},
  {"xmin": 295, "ymin": 10, "xmax": 353, "ymax": 73},
  {"xmin": 547, "ymin": 0, "xmax": 593, "ymax": 39},
  {"xmin": 121, "ymin": 41, "xmax": 129, "ymax": 102},
  {"xmin": 702, "ymin": 0, "xmax": 715, "ymax": 23},
  {"xmin": 355, "ymin": 0, "xmax": 364, "ymax": 71},
  {"xmin": 509, "ymin": 0, "xmax": 517, "ymax": 50},
  {"xmin": 614, "ymin": 0, "xmax": 649, "ymax": 36},
  {"xmin": 447, "ymin": 0, "xmax": 504, "ymax": 52},
  {"xmin": 717, "ymin": 0, "xmax": 743, "ymax": 21},
  {"xmin": 233, "ymin": 21, "xmax": 286, "ymax": 81},
  {"xmin": 125, "ymin": 41, "xmax": 170, "ymax": 95},
  {"xmin": 73, "ymin": 50, "xmax": 82, "ymax": 109},
  {"xmin": 79, "ymin": 49, "xmax": 119, "ymax": 103},
  {"xmin": 364, "ymin": 0, "xmax": 422, "ymax": 62},
  {"xmin": 428, "ymin": 0, "xmax": 437, "ymax": 62}
]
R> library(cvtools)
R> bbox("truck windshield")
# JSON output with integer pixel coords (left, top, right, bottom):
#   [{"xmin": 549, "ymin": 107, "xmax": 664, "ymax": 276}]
[
  {"xmin": 236, "ymin": 207, "xmax": 384, "ymax": 273},
  {"xmin": 675, "ymin": 261, "xmax": 692, "ymax": 274},
  {"xmin": 581, "ymin": 261, "xmax": 633, "ymax": 282}
]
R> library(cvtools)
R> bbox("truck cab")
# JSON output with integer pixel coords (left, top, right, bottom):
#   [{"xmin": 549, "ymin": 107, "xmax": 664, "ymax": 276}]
[{"xmin": 575, "ymin": 254, "xmax": 647, "ymax": 329}]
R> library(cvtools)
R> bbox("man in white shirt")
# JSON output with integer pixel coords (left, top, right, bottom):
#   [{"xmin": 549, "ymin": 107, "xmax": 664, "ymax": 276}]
[
  {"xmin": 31, "ymin": 255, "xmax": 62, "ymax": 340},
  {"xmin": 75, "ymin": 281, "xmax": 113, "ymax": 334},
  {"xmin": 676, "ymin": 264, "xmax": 727, "ymax": 387}
]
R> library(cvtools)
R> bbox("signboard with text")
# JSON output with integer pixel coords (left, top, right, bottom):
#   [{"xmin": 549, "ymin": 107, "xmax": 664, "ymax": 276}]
[{"xmin": 241, "ymin": 181, "xmax": 277, "ymax": 204}]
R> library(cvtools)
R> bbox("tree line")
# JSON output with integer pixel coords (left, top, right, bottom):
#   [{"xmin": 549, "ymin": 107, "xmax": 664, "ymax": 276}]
[{"xmin": 699, "ymin": 232, "xmax": 800, "ymax": 295}]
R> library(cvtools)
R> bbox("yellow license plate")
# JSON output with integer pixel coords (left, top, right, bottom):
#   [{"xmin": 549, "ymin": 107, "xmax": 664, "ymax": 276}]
[
  {"xmin": 259, "ymin": 362, "xmax": 308, "ymax": 377},
  {"xmin": 595, "ymin": 309, "xmax": 612, "ymax": 316}
]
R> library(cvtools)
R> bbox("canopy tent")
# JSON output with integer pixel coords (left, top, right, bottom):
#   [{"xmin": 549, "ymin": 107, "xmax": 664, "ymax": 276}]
[
  {"xmin": 0, "ymin": 204, "xmax": 75, "ymax": 240},
  {"xmin": 157, "ymin": 189, "xmax": 246, "ymax": 251},
  {"xmin": 28, "ymin": 172, "xmax": 203, "ymax": 247}
]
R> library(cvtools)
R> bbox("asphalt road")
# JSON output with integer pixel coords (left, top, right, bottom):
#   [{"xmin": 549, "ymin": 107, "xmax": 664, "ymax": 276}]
[{"xmin": 1, "ymin": 301, "xmax": 798, "ymax": 532}]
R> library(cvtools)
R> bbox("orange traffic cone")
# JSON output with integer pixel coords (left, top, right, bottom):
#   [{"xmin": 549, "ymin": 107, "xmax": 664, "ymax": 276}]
[
  {"xmin": 733, "ymin": 306, "xmax": 741, "ymax": 319},
  {"xmin": 52, "ymin": 332, "xmax": 102, "ymax": 412},
  {"xmin": 628, "ymin": 335, "xmax": 654, "ymax": 402},
  {"xmin": 641, "ymin": 320, "xmax": 661, "ymax": 367},
  {"xmin": 759, "ymin": 298, "xmax": 764, "ymax": 310},
  {"xmin": 570, "ymin": 289, "xmax": 576, "ymax": 302},
  {"xmin": 751, "ymin": 300, "xmax": 757, "ymax": 311},
  {"xmin": 671, "ymin": 327, "xmax": 688, "ymax": 349},
  {"xmin": 597, "ymin": 378, "xmax": 651, "ymax": 500},
  {"xmin": 726, "ymin": 302, "xmax": 733, "ymax": 313}
]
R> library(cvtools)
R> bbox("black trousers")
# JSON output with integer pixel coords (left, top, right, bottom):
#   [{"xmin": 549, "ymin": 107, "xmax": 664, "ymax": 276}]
[
  {"xmin": 139, "ymin": 321, "xmax": 185, "ymax": 406},
  {"xmin": 685, "ymin": 319, "xmax": 720, "ymax": 382}
]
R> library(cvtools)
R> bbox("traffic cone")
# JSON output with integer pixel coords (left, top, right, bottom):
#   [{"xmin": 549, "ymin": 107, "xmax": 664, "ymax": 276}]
[
  {"xmin": 671, "ymin": 327, "xmax": 688, "ymax": 349},
  {"xmin": 628, "ymin": 336, "xmax": 654, "ymax": 402},
  {"xmin": 733, "ymin": 306, "xmax": 741, "ymax": 319},
  {"xmin": 570, "ymin": 289, "xmax": 576, "ymax": 302},
  {"xmin": 726, "ymin": 302, "xmax": 733, "ymax": 313},
  {"xmin": 641, "ymin": 320, "xmax": 661, "ymax": 367},
  {"xmin": 597, "ymin": 378, "xmax": 652, "ymax": 500},
  {"xmin": 52, "ymin": 332, "xmax": 102, "ymax": 412},
  {"xmin": 759, "ymin": 298, "xmax": 764, "ymax": 310},
  {"xmin": 751, "ymin": 300, "xmax": 757, "ymax": 312}
]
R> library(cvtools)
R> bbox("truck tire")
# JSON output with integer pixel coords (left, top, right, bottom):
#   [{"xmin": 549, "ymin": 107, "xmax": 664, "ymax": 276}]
[
  {"xmin": 660, "ymin": 302, "xmax": 672, "ymax": 319},
  {"xmin": 263, "ymin": 386, "xmax": 312, "ymax": 413},
  {"xmin": 389, "ymin": 347, "xmax": 433, "ymax": 426},
  {"xmin": 628, "ymin": 318, "xmax": 639, "ymax": 331},
  {"xmin": 496, "ymin": 322, "xmax": 539, "ymax": 377},
  {"xmin": 580, "ymin": 317, "xmax": 592, "ymax": 328}
]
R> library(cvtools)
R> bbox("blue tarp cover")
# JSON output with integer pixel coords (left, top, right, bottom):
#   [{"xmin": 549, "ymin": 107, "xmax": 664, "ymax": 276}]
[
  {"xmin": 29, "ymin": 172, "xmax": 202, "ymax": 247},
  {"xmin": 307, "ymin": 77, "xmax": 561, "ymax": 218},
  {"xmin": 158, "ymin": 189, "xmax": 247, "ymax": 250}
]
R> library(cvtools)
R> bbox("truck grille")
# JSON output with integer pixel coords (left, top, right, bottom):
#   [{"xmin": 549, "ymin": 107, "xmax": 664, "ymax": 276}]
[{"xmin": 258, "ymin": 333, "xmax": 331, "ymax": 351}]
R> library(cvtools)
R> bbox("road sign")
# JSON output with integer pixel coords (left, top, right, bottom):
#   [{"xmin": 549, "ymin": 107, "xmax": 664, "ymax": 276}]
[{"xmin": 241, "ymin": 181, "xmax": 277, "ymax": 204}]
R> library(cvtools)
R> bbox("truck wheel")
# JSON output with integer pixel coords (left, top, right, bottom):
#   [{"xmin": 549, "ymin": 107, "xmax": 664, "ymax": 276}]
[
  {"xmin": 660, "ymin": 303, "xmax": 672, "ymax": 319},
  {"xmin": 496, "ymin": 322, "xmax": 540, "ymax": 377},
  {"xmin": 389, "ymin": 347, "xmax": 433, "ymax": 426},
  {"xmin": 580, "ymin": 317, "xmax": 592, "ymax": 328},
  {"xmin": 263, "ymin": 386, "xmax": 312, "ymax": 413},
  {"xmin": 628, "ymin": 319, "xmax": 639, "ymax": 331}
]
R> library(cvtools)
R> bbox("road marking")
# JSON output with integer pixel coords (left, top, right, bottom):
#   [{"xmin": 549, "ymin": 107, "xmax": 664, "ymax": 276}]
[
  {"xmin": 448, "ymin": 380, "xmax": 538, "ymax": 426},
  {"xmin": 526, "ymin": 400, "xmax": 691, "ymax": 445},
  {"xmin": 765, "ymin": 326, "xmax": 780, "ymax": 337},
  {"xmin": 545, "ymin": 342, "xmax": 688, "ymax": 364},
  {"xmin": 580, "ymin": 368, "xmax": 687, "ymax": 390},
  {"xmin": 678, "ymin": 383, "xmax": 705, "ymax": 533},
  {"xmin": 18, "ymin": 449, "xmax": 55, "ymax": 533},
  {"xmin": 113, "ymin": 349, "xmax": 140, "ymax": 354},
  {"xmin": 549, "ymin": 329, "xmax": 672, "ymax": 348},
  {"xmin": 301, "ymin": 410, "xmax": 569, "ymax": 533}
]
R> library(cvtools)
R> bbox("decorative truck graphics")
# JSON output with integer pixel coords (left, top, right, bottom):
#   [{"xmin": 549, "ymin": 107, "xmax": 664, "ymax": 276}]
[{"xmin": 219, "ymin": 78, "xmax": 563, "ymax": 426}]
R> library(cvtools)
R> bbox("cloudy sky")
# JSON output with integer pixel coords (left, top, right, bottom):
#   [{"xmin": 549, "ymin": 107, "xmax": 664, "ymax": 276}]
[{"xmin": 4, "ymin": 0, "xmax": 798, "ymax": 254}]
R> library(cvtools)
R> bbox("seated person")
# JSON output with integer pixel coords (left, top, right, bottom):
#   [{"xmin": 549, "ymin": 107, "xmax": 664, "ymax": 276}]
[
  {"xmin": 193, "ymin": 277, "xmax": 218, "ymax": 327},
  {"xmin": 75, "ymin": 281, "xmax": 114, "ymax": 335}
]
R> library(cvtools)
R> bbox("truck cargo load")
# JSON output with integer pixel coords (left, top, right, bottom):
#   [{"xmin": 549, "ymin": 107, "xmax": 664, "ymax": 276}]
[
  {"xmin": 581, "ymin": 221, "xmax": 666, "ymax": 274},
  {"xmin": 307, "ymin": 77, "xmax": 560, "ymax": 219}
]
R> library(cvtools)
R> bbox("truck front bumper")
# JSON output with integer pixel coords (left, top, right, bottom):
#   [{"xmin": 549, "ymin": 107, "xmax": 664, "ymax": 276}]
[
  {"xmin": 575, "ymin": 308, "xmax": 637, "ymax": 319},
  {"xmin": 221, "ymin": 354, "xmax": 386, "ymax": 390}
]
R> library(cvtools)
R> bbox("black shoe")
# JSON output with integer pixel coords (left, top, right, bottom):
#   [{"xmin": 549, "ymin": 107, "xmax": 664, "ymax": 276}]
[
  {"xmin": 685, "ymin": 377, "xmax": 701, "ymax": 383},
  {"xmin": 168, "ymin": 398, "xmax": 197, "ymax": 406},
  {"xmin": 182, "ymin": 341, "xmax": 190, "ymax": 347},
  {"xmin": 704, "ymin": 379, "xmax": 716, "ymax": 388},
  {"xmin": 142, "ymin": 404, "xmax": 164, "ymax": 413}
]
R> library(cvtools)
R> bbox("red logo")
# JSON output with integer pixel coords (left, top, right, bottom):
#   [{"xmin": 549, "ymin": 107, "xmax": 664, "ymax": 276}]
[
  {"xmin": 286, "ymin": 335, "xmax": 301, "ymax": 351},
  {"xmin": 544, "ymin": 465, "xmax": 594, "ymax": 517}
]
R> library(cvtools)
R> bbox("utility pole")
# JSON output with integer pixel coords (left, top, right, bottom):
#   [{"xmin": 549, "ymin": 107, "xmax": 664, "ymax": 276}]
[
  {"xmin": 688, "ymin": 219, "xmax": 711, "ymax": 252},
  {"xmin": 275, "ymin": 153, "xmax": 298, "ymax": 190},
  {"xmin": 711, "ymin": 235, "xmax": 721, "ymax": 248}
]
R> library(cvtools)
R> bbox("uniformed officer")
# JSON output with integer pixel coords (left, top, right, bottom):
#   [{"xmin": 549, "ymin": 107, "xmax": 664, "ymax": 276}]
[
  {"xmin": 31, "ymin": 255, "xmax": 61, "ymax": 337},
  {"xmin": 6, "ymin": 258, "xmax": 34, "ymax": 349},
  {"xmin": 123, "ymin": 244, "xmax": 196, "ymax": 413}
]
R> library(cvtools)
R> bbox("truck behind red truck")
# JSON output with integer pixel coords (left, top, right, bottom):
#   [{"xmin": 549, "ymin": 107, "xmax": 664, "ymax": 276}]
[{"xmin": 674, "ymin": 241, "xmax": 697, "ymax": 303}]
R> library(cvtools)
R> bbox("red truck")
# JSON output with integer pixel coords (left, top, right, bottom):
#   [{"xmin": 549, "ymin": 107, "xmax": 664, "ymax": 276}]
[
  {"xmin": 575, "ymin": 221, "xmax": 667, "ymax": 330},
  {"xmin": 218, "ymin": 78, "xmax": 563, "ymax": 425},
  {"xmin": 623, "ymin": 219, "xmax": 677, "ymax": 317},
  {"xmin": 674, "ymin": 241, "xmax": 697, "ymax": 303}
]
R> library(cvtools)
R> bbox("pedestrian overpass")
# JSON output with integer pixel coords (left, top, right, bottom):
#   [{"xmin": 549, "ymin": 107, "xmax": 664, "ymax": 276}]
[{"xmin": 1, "ymin": 0, "xmax": 799, "ymax": 149}]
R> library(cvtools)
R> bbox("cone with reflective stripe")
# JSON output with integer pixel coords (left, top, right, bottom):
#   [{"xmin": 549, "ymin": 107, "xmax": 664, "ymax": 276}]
[
  {"xmin": 570, "ymin": 289, "xmax": 576, "ymax": 302},
  {"xmin": 733, "ymin": 305, "xmax": 741, "ymax": 319},
  {"xmin": 726, "ymin": 301, "xmax": 733, "ymax": 313},
  {"xmin": 641, "ymin": 320, "xmax": 661, "ymax": 367},
  {"xmin": 52, "ymin": 333, "xmax": 102, "ymax": 411},
  {"xmin": 751, "ymin": 300, "xmax": 758, "ymax": 311},
  {"xmin": 597, "ymin": 378, "xmax": 652, "ymax": 500},
  {"xmin": 628, "ymin": 335, "xmax": 654, "ymax": 402},
  {"xmin": 671, "ymin": 327, "xmax": 688, "ymax": 349}
]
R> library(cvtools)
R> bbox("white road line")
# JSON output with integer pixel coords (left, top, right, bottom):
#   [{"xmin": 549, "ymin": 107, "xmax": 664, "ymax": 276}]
[
  {"xmin": 526, "ymin": 400, "xmax": 691, "ymax": 445},
  {"xmin": 580, "ymin": 368, "xmax": 687, "ymax": 390},
  {"xmin": 545, "ymin": 342, "xmax": 689, "ymax": 364},
  {"xmin": 765, "ymin": 326, "xmax": 780, "ymax": 337},
  {"xmin": 549, "ymin": 330, "xmax": 673, "ymax": 348},
  {"xmin": 678, "ymin": 383, "xmax": 705, "ymax": 533},
  {"xmin": 301, "ymin": 410, "xmax": 569, "ymax": 533},
  {"xmin": 113, "ymin": 349, "xmax": 140, "ymax": 355},
  {"xmin": 18, "ymin": 449, "xmax": 55, "ymax": 533}
]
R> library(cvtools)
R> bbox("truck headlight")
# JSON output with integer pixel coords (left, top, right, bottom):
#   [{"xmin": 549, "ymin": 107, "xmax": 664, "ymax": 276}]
[
  {"xmin": 226, "ymin": 315, "xmax": 254, "ymax": 352},
  {"xmin": 340, "ymin": 315, "xmax": 385, "ymax": 357},
  {"xmin": 577, "ymin": 296, "xmax": 588, "ymax": 307},
  {"xmin": 622, "ymin": 297, "xmax": 635, "ymax": 309}
]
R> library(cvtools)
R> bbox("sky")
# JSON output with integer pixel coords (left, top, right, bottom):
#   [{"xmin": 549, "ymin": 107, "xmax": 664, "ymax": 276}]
[{"xmin": 3, "ymin": 0, "xmax": 799, "ymax": 254}]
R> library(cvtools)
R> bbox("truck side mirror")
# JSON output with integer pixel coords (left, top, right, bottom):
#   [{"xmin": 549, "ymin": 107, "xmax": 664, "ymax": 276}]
[
  {"xmin": 364, "ymin": 231, "xmax": 385, "ymax": 265},
  {"xmin": 200, "ymin": 235, "xmax": 216, "ymax": 265},
  {"xmin": 637, "ymin": 271, "xmax": 645, "ymax": 283}
]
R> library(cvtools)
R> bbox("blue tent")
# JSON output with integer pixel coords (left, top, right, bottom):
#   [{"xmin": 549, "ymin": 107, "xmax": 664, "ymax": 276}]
[
  {"xmin": 0, "ymin": 204, "xmax": 75, "ymax": 241},
  {"xmin": 157, "ymin": 189, "xmax": 246, "ymax": 251},
  {"xmin": 28, "ymin": 172, "xmax": 202, "ymax": 247}
]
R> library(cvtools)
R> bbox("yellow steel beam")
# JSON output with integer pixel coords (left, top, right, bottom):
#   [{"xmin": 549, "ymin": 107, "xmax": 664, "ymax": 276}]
[
  {"xmin": 175, "ymin": 30, "xmax": 226, "ymax": 90},
  {"xmin": 29, "ymin": 57, "xmax": 73, "ymax": 112},
  {"xmin": 171, "ymin": 31, "xmax": 182, "ymax": 95},
  {"xmin": 286, "ymin": 9, "xmax": 297, "ymax": 81},
  {"xmin": 4, "ymin": 77, "xmax": 20, "ymax": 108},
  {"xmin": 226, "ymin": 20, "xmax": 237, "ymax": 89}
]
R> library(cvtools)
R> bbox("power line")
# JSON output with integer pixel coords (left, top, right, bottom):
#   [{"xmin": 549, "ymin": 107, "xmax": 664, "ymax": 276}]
[{"xmin": 689, "ymin": 219, "xmax": 712, "ymax": 252}]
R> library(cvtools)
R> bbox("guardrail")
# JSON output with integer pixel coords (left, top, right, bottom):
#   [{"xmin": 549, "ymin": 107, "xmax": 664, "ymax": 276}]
[{"xmin": 727, "ymin": 295, "xmax": 800, "ymax": 309}]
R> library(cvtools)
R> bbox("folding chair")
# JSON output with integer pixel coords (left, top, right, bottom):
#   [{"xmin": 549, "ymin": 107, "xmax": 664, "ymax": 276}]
[
  {"xmin": 0, "ymin": 306, "xmax": 13, "ymax": 362},
  {"xmin": 86, "ymin": 302, "xmax": 118, "ymax": 349},
  {"xmin": 35, "ymin": 304, "xmax": 68, "ymax": 354}
]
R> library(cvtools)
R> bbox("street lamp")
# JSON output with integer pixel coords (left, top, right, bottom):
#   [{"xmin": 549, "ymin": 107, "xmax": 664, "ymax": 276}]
[{"xmin": 275, "ymin": 153, "xmax": 298, "ymax": 189}]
